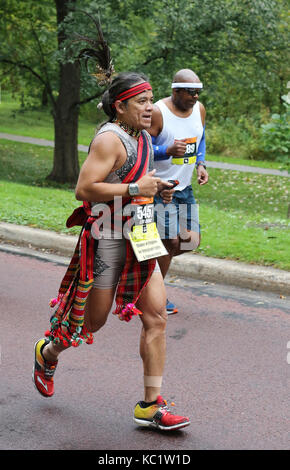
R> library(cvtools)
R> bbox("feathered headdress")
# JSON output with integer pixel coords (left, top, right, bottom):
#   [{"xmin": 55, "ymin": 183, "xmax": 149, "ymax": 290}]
[{"xmin": 71, "ymin": 10, "xmax": 114, "ymax": 85}]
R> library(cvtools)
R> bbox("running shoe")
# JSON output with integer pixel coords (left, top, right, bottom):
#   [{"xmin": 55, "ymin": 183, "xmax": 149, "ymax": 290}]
[
  {"xmin": 134, "ymin": 395, "xmax": 190, "ymax": 431},
  {"xmin": 166, "ymin": 299, "xmax": 178, "ymax": 315},
  {"xmin": 33, "ymin": 338, "xmax": 57, "ymax": 398}
]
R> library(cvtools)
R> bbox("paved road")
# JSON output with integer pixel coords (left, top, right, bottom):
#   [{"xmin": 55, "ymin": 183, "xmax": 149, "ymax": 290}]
[
  {"xmin": 0, "ymin": 250, "xmax": 289, "ymax": 451},
  {"xmin": 0, "ymin": 132, "xmax": 289, "ymax": 177}
]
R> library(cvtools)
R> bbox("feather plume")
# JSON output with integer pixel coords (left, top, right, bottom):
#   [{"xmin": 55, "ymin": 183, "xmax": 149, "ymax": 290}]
[{"xmin": 72, "ymin": 10, "xmax": 114, "ymax": 85}]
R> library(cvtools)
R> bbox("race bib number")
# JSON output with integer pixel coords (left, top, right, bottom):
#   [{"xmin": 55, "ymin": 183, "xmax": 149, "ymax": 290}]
[
  {"xmin": 172, "ymin": 137, "xmax": 197, "ymax": 165},
  {"xmin": 128, "ymin": 198, "xmax": 168, "ymax": 262}
]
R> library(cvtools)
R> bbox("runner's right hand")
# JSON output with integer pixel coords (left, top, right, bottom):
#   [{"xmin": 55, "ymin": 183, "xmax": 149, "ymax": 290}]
[
  {"xmin": 137, "ymin": 169, "xmax": 161, "ymax": 197},
  {"xmin": 167, "ymin": 139, "xmax": 187, "ymax": 157}
]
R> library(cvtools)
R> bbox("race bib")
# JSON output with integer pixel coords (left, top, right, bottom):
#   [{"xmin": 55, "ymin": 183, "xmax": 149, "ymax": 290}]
[
  {"xmin": 128, "ymin": 197, "xmax": 168, "ymax": 262},
  {"xmin": 172, "ymin": 137, "xmax": 197, "ymax": 165}
]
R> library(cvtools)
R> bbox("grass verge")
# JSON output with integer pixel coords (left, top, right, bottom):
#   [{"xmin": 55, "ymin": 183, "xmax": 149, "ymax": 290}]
[
  {"xmin": 0, "ymin": 92, "xmax": 97, "ymax": 146},
  {"xmin": 193, "ymin": 169, "xmax": 290, "ymax": 270},
  {"xmin": 0, "ymin": 140, "xmax": 289, "ymax": 270},
  {"xmin": 206, "ymin": 154, "xmax": 285, "ymax": 170},
  {"xmin": 1, "ymin": 92, "xmax": 287, "ymax": 171}
]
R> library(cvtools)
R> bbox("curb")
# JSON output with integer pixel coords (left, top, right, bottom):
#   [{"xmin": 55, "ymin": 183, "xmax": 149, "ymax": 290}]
[
  {"xmin": 170, "ymin": 254, "xmax": 290, "ymax": 295},
  {"xmin": 0, "ymin": 221, "xmax": 289, "ymax": 295},
  {"xmin": 0, "ymin": 222, "xmax": 76, "ymax": 256}
]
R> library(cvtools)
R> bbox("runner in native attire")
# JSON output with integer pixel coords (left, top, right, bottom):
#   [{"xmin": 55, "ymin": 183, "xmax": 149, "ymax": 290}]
[{"xmin": 32, "ymin": 16, "xmax": 190, "ymax": 430}]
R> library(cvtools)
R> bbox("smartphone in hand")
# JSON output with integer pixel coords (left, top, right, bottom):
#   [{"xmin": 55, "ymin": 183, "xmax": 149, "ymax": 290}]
[{"xmin": 167, "ymin": 179, "xmax": 179, "ymax": 188}]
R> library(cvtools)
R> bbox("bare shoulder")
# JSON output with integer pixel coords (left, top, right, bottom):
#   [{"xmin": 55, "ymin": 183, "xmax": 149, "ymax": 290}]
[
  {"xmin": 199, "ymin": 101, "xmax": 206, "ymax": 126},
  {"xmin": 148, "ymin": 104, "xmax": 163, "ymax": 136},
  {"xmin": 89, "ymin": 131, "xmax": 122, "ymax": 160}
]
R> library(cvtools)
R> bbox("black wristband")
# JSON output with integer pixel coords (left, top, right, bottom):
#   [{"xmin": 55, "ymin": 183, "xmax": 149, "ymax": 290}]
[{"xmin": 196, "ymin": 162, "xmax": 207, "ymax": 169}]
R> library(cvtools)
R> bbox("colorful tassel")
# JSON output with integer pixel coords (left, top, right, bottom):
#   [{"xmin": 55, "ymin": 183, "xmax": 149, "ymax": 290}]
[
  {"xmin": 114, "ymin": 303, "xmax": 142, "ymax": 322},
  {"xmin": 49, "ymin": 297, "xmax": 59, "ymax": 308},
  {"xmin": 46, "ymin": 315, "xmax": 94, "ymax": 348}
]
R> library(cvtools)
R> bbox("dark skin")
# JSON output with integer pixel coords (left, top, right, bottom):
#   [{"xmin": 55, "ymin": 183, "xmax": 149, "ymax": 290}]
[
  {"xmin": 148, "ymin": 89, "xmax": 208, "ymax": 186},
  {"xmin": 147, "ymin": 70, "xmax": 209, "ymax": 276}
]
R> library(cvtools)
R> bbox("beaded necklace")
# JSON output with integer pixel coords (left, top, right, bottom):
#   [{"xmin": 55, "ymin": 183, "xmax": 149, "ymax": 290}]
[{"xmin": 114, "ymin": 120, "xmax": 141, "ymax": 138}]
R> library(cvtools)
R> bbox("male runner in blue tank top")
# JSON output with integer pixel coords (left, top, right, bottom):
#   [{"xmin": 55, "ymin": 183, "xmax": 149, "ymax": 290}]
[{"xmin": 148, "ymin": 69, "xmax": 209, "ymax": 314}]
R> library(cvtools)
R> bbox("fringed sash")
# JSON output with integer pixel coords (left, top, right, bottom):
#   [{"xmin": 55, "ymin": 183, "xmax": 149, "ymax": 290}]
[{"xmin": 45, "ymin": 131, "xmax": 156, "ymax": 347}]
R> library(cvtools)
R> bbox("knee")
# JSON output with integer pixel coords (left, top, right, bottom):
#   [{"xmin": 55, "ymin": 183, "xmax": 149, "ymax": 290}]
[
  {"xmin": 178, "ymin": 232, "xmax": 200, "ymax": 254},
  {"xmin": 143, "ymin": 308, "xmax": 167, "ymax": 340},
  {"xmin": 87, "ymin": 316, "xmax": 108, "ymax": 333},
  {"xmin": 155, "ymin": 309, "xmax": 168, "ymax": 331}
]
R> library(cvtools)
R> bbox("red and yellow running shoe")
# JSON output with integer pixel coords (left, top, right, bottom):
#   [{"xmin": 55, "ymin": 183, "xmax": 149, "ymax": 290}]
[
  {"xmin": 33, "ymin": 338, "xmax": 57, "ymax": 398},
  {"xmin": 134, "ymin": 395, "xmax": 190, "ymax": 431}
]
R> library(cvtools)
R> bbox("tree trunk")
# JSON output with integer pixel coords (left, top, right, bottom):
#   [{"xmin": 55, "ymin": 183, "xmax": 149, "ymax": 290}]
[
  {"xmin": 41, "ymin": 87, "xmax": 48, "ymax": 107},
  {"xmin": 47, "ymin": 0, "xmax": 80, "ymax": 185},
  {"xmin": 47, "ymin": 61, "xmax": 80, "ymax": 184}
]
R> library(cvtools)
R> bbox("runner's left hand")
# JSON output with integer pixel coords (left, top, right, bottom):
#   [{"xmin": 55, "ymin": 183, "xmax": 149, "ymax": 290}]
[
  {"xmin": 197, "ymin": 166, "xmax": 209, "ymax": 185},
  {"xmin": 158, "ymin": 181, "xmax": 175, "ymax": 203}
]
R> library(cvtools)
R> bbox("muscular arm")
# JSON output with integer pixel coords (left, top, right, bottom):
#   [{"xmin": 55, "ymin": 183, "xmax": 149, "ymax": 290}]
[
  {"xmin": 199, "ymin": 101, "xmax": 206, "ymax": 127},
  {"xmin": 75, "ymin": 132, "xmax": 129, "ymax": 202},
  {"xmin": 75, "ymin": 131, "xmax": 163, "ymax": 202},
  {"xmin": 147, "ymin": 105, "xmax": 163, "ymax": 137}
]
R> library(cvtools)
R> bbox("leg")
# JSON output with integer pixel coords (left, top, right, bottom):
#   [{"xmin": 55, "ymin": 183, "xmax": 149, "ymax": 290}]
[
  {"xmin": 154, "ymin": 193, "xmax": 179, "ymax": 280},
  {"xmin": 43, "ymin": 286, "xmax": 116, "ymax": 362},
  {"xmin": 43, "ymin": 237, "xmax": 126, "ymax": 361},
  {"xmin": 34, "ymin": 285, "xmax": 116, "ymax": 397},
  {"xmin": 34, "ymin": 237, "xmax": 125, "ymax": 397},
  {"xmin": 177, "ymin": 186, "xmax": 200, "ymax": 254},
  {"xmin": 136, "ymin": 272, "xmax": 167, "ymax": 402},
  {"xmin": 158, "ymin": 232, "xmax": 200, "ymax": 280},
  {"xmin": 83, "ymin": 286, "xmax": 116, "ymax": 333},
  {"xmin": 176, "ymin": 228, "xmax": 200, "ymax": 255},
  {"xmin": 157, "ymin": 229, "xmax": 199, "ymax": 315},
  {"xmin": 133, "ymin": 273, "xmax": 190, "ymax": 430},
  {"xmin": 157, "ymin": 238, "xmax": 180, "ymax": 279},
  {"xmin": 155, "ymin": 187, "xmax": 200, "ymax": 279}
]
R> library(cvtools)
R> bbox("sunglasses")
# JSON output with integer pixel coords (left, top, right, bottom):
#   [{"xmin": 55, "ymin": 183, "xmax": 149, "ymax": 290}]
[{"xmin": 177, "ymin": 88, "xmax": 202, "ymax": 96}]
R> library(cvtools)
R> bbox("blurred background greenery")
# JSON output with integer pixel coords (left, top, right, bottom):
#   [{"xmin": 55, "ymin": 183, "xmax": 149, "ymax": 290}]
[
  {"xmin": 0, "ymin": 0, "xmax": 289, "ymax": 170},
  {"xmin": 0, "ymin": 0, "xmax": 289, "ymax": 269}
]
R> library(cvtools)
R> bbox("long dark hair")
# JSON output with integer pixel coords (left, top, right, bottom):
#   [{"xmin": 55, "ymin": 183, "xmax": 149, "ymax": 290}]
[{"xmin": 101, "ymin": 72, "xmax": 149, "ymax": 123}]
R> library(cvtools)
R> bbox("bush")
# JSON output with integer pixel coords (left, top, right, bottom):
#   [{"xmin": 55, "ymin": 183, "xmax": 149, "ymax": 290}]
[
  {"xmin": 206, "ymin": 116, "xmax": 265, "ymax": 160},
  {"xmin": 206, "ymin": 97, "xmax": 289, "ymax": 168},
  {"xmin": 260, "ymin": 97, "xmax": 290, "ymax": 171}
]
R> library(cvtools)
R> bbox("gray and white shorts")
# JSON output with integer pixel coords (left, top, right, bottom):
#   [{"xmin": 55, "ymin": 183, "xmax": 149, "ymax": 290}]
[{"xmin": 92, "ymin": 238, "xmax": 160, "ymax": 289}]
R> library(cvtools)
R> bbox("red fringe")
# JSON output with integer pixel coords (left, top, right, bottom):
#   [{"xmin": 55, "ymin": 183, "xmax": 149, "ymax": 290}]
[
  {"xmin": 113, "ymin": 303, "xmax": 142, "ymax": 322},
  {"xmin": 45, "ymin": 320, "xmax": 94, "ymax": 348}
]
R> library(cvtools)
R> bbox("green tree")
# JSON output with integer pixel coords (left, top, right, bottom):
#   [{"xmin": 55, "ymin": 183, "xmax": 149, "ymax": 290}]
[
  {"xmin": 0, "ymin": 0, "xmax": 288, "ymax": 182},
  {"xmin": 0, "ymin": 0, "xmax": 107, "ymax": 184}
]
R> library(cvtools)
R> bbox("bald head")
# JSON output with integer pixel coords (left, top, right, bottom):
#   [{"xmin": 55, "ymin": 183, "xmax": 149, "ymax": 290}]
[
  {"xmin": 170, "ymin": 69, "xmax": 202, "ymax": 111},
  {"xmin": 173, "ymin": 69, "xmax": 200, "ymax": 84}
]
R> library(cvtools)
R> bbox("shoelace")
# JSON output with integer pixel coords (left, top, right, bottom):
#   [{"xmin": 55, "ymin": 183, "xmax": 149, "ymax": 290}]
[
  {"xmin": 158, "ymin": 399, "xmax": 176, "ymax": 414},
  {"xmin": 44, "ymin": 363, "xmax": 56, "ymax": 378},
  {"xmin": 152, "ymin": 399, "xmax": 178, "ymax": 425}
]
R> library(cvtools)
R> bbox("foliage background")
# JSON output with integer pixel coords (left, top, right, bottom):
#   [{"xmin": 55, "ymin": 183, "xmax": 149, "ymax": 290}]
[
  {"xmin": 0, "ymin": 0, "xmax": 289, "ymax": 269},
  {"xmin": 0, "ymin": 0, "xmax": 289, "ymax": 164}
]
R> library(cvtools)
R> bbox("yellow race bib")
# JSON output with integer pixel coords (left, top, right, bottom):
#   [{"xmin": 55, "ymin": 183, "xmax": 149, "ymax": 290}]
[
  {"xmin": 172, "ymin": 137, "xmax": 197, "ymax": 165},
  {"xmin": 128, "ymin": 198, "xmax": 168, "ymax": 262}
]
